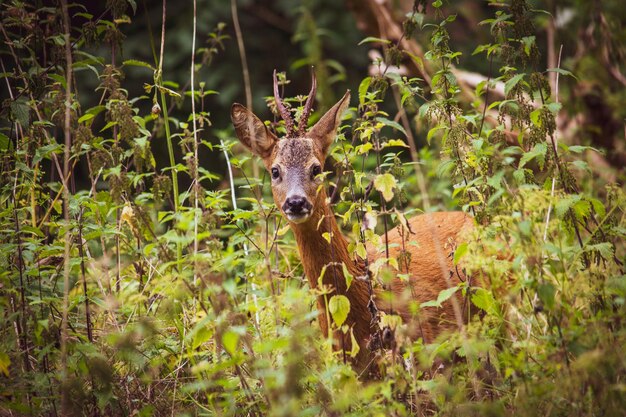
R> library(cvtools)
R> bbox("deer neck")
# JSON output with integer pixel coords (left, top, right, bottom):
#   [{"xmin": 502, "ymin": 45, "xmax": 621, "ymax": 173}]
[
  {"xmin": 289, "ymin": 191, "xmax": 363, "ymax": 292},
  {"xmin": 289, "ymin": 190, "xmax": 374, "ymax": 357}
]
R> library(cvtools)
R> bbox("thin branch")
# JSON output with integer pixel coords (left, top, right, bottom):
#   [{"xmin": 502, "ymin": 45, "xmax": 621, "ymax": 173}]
[
  {"xmin": 231, "ymin": 0, "xmax": 252, "ymax": 110},
  {"xmin": 543, "ymin": 45, "xmax": 563, "ymax": 242},
  {"xmin": 59, "ymin": 0, "xmax": 73, "ymax": 413},
  {"xmin": 191, "ymin": 0, "xmax": 199, "ymax": 286}
]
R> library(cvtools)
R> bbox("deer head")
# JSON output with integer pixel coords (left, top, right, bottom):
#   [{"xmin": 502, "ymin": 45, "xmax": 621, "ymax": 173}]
[{"xmin": 231, "ymin": 71, "xmax": 350, "ymax": 224}]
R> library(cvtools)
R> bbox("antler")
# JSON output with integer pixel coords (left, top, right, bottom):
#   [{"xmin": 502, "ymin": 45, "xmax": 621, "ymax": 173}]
[
  {"xmin": 273, "ymin": 69, "xmax": 296, "ymax": 137},
  {"xmin": 297, "ymin": 69, "xmax": 317, "ymax": 137}
]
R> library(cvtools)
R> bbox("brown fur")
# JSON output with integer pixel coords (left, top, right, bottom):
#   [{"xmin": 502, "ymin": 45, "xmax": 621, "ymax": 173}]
[{"xmin": 231, "ymin": 90, "xmax": 474, "ymax": 375}]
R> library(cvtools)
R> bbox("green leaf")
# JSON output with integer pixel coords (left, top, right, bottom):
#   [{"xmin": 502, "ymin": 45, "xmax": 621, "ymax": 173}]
[
  {"xmin": 422, "ymin": 286, "xmax": 459, "ymax": 308},
  {"xmin": 520, "ymin": 36, "xmax": 535, "ymax": 56},
  {"xmin": 555, "ymin": 195, "xmax": 586, "ymax": 219},
  {"xmin": 222, "ymin": 330, "xmax": 239, "ymax": 356},
  {"xmin": 355, "ymin": 242, "xmax": 367, "ymax": 260},
  {"xmin": 190, "ymin": 317, "xmax": 213, "ymax": 350},
  {"xmin": 11, "ymin": 98, "xmax": 30, "ymax": 128},
  {"xmin": 0, "ymin": 351, "xmax": 10, "ymax": 377},
  {"xmin": 504, "ymin": 73, "xmax": 525, "ymax": 96},
  {"xmin": 358, "ymin": 36, "xmax": 391, "ymax": 46},
  {"xmin": 78, "ymin": 105, "xmax": 106, "ymax": 124},
  {"xmin": 383, "ymin": 139, "xmax": 409, "ymax": 148},
  {"xmin": 546, "ymin": 102, "xmax": 562, "ymax": 113},
  {"xmin": 21, "ymin": 225, "xmax": 44, "ymax": 238},
  {"xmin": 0, "ymin": 133, "xmax": 9, "ymax": 151},
  {"xmin": 342, "ymin": 263, "xmax": 354, "ymax": 290},
  {"xmin": 589, "ymin": 198, "xmax": 606, "ymax": 218},
  {"xmin": 529, "ymin": 108, "xmax": 541, "ymax": 127},
  {"xmin": 546, "ymin": 67, "xmax": 577, "ymax": 80},
  {"xmin": 349, "ymin": 329, "xmax": 360, "ymax": 358},
  {"xmin": 585, "ymin": 242, "xmax": 614, "ymax": 261},
  {"xmin": 329, "ymin": 295, "xmax": 350, "ymax": 328},
  {"xmin": 34, "ymin": 143, "xmax": 62, "ymax": 165},
  {"xmin": 537, "ymin": 282, "xmax": 556, "ymax": 310},
  {"xmin": 471, "ymin": 288, "xmax": 500, "ymax": 317},
  {"xmin": 374, "ymin": 173, "xmax": 397, "ymax": 202},
  {"xmin": 453, "ymin": 243, "xmax": 468, "ymax": 265},
  {"xmin": 358, "ymin": 77, "xmax": 371, "ymax": 105},
  {"xmin": 519, "ymin": 143, "xmax": 547, "ymax": 169},
  {"xmin": 123, "ymin": 59, "xmax": 155, "ymax": 71},
  {"xmin": 375, "ymin": 117, "xmax": 407, "ymax": 135}
]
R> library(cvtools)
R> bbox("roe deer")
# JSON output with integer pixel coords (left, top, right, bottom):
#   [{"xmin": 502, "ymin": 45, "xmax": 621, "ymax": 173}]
[{"xmin": 231, "ymin": 71, "xmax": 474, "ymax": 375}]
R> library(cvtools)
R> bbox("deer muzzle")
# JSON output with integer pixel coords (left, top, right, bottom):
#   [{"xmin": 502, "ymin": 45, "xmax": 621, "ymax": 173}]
[{"xmin": 282, "ymin": 195, "xmax": 312, "ymax": 223}]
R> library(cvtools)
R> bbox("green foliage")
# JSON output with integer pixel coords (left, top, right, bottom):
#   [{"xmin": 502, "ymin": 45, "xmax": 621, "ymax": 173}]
[{"xmin": 1, "ymin": 0, "xmax": 624, "ymax": 416}]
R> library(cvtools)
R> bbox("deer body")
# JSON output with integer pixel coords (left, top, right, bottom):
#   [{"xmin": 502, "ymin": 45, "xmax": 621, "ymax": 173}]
[
  {"xmin": 231, "ymin": 72, "xmax": 473, "ymax": 374},
  {"xmin": 290, "ymin": 188, "xmax": 472, "ymax": 372}
]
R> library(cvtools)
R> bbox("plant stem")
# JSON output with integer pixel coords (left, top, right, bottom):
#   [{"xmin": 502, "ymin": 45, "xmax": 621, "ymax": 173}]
[
  {"xmin": 157, "ymin": 0, "xmax": 182, "ymax": 264},
  {"xmin": 59, "ymin": 0, "xmax": 73, "ymax": 412}
]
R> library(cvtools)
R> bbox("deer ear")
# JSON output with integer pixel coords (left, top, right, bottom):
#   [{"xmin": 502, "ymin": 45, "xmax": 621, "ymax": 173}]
[
  {"xmin": 308, "ymin": 90, "xmax": 350, "ymax": 156},
  {"xmin": 231, "ymin": 103, "xmax": 278, "ymax": 159}
]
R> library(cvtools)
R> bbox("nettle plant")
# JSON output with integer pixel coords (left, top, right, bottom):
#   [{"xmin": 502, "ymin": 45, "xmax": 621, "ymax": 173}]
[
  {"xmin": 228, "ymin": 0, "xmax": 625, "ymax": 413},
  {"xmin": 0, "ymin": 0, "xmax": 624, "ymax": 415}
]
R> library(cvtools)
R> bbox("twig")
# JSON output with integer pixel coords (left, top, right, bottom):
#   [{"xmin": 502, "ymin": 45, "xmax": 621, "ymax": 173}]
[
  {"xmin": 231, "ymin": 0, "xmax": 252, "ymax": 110},
  {"xmin": 155, "ymin": 0, "xmax": 182, "ymax": 265},
  {"xmin": 59, "ymin": 0, "xmax": 73, "ymax": 412},
  {"xmin": 221, "ymin": 140, "xmax": 261, "ymax": 331},
  {"xmin": 231, "ymin": 0, "xmax": 259, "ymax": 183},
  {"xmin": 191, "ymin": 0, "xmax": 199, "ymax": 286},
  {"xmin": 543, "ymin": 45, "xmax": 563, "ymax": 242}
]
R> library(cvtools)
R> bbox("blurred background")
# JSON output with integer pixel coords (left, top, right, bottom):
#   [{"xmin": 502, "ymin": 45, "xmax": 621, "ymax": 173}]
[{"xmin": 27, "ymin": 0, "xmax": 624, "ymax": 189}]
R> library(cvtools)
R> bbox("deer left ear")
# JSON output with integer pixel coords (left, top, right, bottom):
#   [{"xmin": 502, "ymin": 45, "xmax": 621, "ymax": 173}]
[
  {"xmin": 231, "ymin": 103, "xmax": 278, "ymax": 159},
  {"xmin": 308, "ymin": 90, "xmax": 350, "ymax": 156}
]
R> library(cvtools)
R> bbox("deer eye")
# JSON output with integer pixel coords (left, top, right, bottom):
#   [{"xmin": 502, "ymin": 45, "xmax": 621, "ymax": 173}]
[
  {"xmin": 311, "ymin": 165, "xmax": 322, "ymax": 180},
  {"xmin": 271, "ymin": 167, "xmax": 280, "ymax": 180}
]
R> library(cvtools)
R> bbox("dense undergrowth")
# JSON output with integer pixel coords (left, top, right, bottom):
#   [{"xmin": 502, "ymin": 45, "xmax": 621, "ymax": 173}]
[{"xmin": 1, "ymin": 0, "xmax": 625, "ymax": 416}]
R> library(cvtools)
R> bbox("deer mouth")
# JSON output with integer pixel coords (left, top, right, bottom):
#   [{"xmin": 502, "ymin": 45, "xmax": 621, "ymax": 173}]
[{"xmin": 285, "ymin": 210, "xmax": 311, "ymax": 224}]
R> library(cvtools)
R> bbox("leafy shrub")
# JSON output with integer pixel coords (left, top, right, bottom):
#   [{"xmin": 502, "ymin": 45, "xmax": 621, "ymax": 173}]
[{"xmin": 0, "ymin": 0, "xmax": 624, "ymax": 416}]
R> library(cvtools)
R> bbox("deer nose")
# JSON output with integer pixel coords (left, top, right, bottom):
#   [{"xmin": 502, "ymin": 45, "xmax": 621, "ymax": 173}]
[{"xmin": 283, "ymin": 196, "xmax": 310, "ymax": 214}]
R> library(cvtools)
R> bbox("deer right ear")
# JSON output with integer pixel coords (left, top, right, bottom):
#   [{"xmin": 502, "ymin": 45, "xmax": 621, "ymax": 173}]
[
  {"xmin": 308, "ymin": 90, "xmax": 350, "ymax": 156},
  {"xmin": 231, "ymin": 103, "xmax": 278, "ymax": 159}
]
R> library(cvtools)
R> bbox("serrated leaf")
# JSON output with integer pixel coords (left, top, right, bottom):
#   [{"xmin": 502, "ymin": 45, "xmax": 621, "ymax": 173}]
[
  {"xmin": 374, "ymin": 173, "xmax": 397, "ymax": 202},
  {"xmin": 329, "ymin": 295, "xmax": 350, "ymax": 328},
  {"xmin": 546, "ymin": 102, "xmax": 562, "ymax": 113},
  {"xmin": 34, "ymin": 143, "xmax": 62, "ymax": 165},
  {"xmin": 519, "ymin": 142, "xmax": 547, "ymax": 169},
  {"xmin": 555, "ymin": 195, "xmax": 580, "ymax": 219},
  {"xmin": 11, "ymin": 98, "xmax": 30, "ymax": 128},
  {"xmin": 546, "ymin": 67, "xmax": 577, "ymax": 80},
  {"xmin": 589, "ymin": 198, "xmax": 606, "ymax": 217},
  {"xmin": 504, "ymin": 73, "xmax": 525, "ymax": 96},
  {"xmin": 471, "ymin": 288, "xmax": 500, "ymax": 317},
  {"xmin": 585, "ymin": 242, "xmax": 614, "ymax": 260}
]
